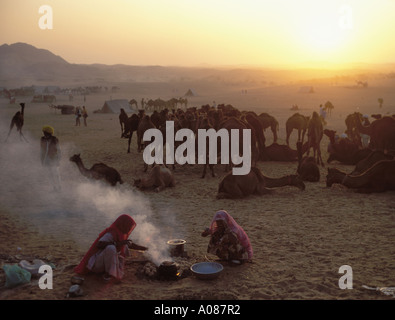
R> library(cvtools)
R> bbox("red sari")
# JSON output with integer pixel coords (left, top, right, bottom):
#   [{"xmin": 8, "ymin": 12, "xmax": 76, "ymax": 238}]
[{"xmin": 74, "ymin": 214, "xmax": 136, "ymax": 275}]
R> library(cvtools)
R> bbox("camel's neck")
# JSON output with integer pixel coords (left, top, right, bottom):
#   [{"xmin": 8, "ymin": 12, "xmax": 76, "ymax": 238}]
[
  {"xmin": 263, "ymin": 175, "xmax": 293, "ymax": 188},
  {"xmin": 74, "ymin": 159, "xmax": 90, "ymax": 176}
]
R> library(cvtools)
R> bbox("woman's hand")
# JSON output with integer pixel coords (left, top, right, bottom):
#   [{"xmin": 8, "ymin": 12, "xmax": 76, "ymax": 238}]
[{"xmin": 201, "ymin": 228, "xmax": 211, "ymax": 237}]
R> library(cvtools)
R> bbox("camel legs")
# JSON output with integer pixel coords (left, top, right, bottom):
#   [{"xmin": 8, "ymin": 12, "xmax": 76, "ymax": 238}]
[{"xmin": 201, "ymin": 164, "xmax": 215, "ymax": 178}]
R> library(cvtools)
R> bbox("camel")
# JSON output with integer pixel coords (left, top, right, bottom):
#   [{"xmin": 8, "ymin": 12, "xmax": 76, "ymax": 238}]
[
  {"xmin": 354, "ymin": 114, "xmax": 395, "ymax": 152},
  {"xmin": 326, "ymin": 160, "xmax": 395, "ymax": 193},
  {"xmin": 6, "ymin": 103, "xmax": 27, "ymax": 142},
  {"xmin": 261, "ymin": 143, "xmax": 298, "ymax": 162},
  {"xmin": 216, "ymin": 167, "xmax": 305, "ymax": 199},
  {"xmin": 306, "ymin": 111, "xmax": 324, "ymax": 166},
  {"xmin": 122, "ymin": 113, "xmax": 140, "ymax": 153},
  {"xmin": 324, "ymin": 129, "xmax": 371, "ymax": 165},
  {"xmin": 119, "ymin": 108, "xmax": 129, "ymax": 137},
  {"xmin": 297, "ymin": 141, "xmax": 320, "ymax": 182},
  {"xmin": 324, "ymin": 101, "xmax": 334, "ymax": 116},
  {"xmin": 69, "ymin": 154, "xmax": 123, "ymax": 186},
  {"xmin": 285, "ymin": 113, "xmax": 310, "ymax": 146},
  {"xmin": 129, "ymin": 99, "xmax": 138, "ymax": 109},
  {"xmin": 258, "ymin": 112, "xmax": 279, "ymax": 143},
  {"xmin": 137, "ymin": 115, "xmax": 156, "ymax": 153},
  {"xmin": 133, "ymin": 165, "xmax": 175, "ymax": 192},
  {"xmin": 244, "ymin": 111, "xmax": 266, "ymax": 160},
  {"xmin": 351, "ymin": 150, "xmax": 394, "ymax": 176}
]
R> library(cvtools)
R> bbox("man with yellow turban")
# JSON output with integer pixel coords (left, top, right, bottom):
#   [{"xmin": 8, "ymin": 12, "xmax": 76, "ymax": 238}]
[{"xmin": 40, "ymin": 125, "xmax": 61, "ymax": 191}]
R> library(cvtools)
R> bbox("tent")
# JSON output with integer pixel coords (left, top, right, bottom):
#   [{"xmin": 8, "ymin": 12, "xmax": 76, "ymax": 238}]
[
  {"xmin": 184, "ymin": 88, "xmax": 197, "ymax": 97},
  {"xmin": 298, "ymin": 86, "xmax": 315, "ymax": 93},
  {"xmin": 100, "ymin": 99, "xmax": 134, "ymax": 114}
]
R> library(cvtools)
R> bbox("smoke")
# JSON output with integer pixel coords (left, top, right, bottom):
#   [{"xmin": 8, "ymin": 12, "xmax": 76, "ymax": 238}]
[{"xmin": 0, "ymin": 118, "xmax": 174, "ymax": 266}]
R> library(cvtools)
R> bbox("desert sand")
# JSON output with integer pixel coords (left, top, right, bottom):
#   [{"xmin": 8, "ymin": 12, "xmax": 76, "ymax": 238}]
[{"xmin": 0, "ymin": 75, "xmax": 394, "ymax": 301}]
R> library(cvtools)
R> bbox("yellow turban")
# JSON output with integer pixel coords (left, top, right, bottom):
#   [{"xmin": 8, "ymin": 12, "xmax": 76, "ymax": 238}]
[{"xmin": 42, "ymin": 125, "xmax": 54, "ymax": 135}]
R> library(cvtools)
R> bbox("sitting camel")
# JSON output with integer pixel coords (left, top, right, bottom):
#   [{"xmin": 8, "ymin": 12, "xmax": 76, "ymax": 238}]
[
  {"xmin": 351, "ymin": 150, "xmax": 394, "ymax": 175},
  {"xmin": 217, "ymin": 167, "xmax": 305, "ymax": 199},
  {"xmin": 326, "ymin": 160, "xmax": 395, "ymax": 193},
  {"xmin": 297, "ymin": 141, "xmax": 320, "ymax": 182},
  {"xmin": 133, "ymin": 165, "xmax": 175, "ymax": 192},
  {"xmin": 324, "ymin": 129, "xmax": 371, "ymax": 165},
  {"xmin": 69, "ymin": 154, "xmax": 123, "ymax": 186}
]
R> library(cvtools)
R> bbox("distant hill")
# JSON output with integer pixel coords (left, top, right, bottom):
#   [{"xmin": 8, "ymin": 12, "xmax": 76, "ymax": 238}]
[{"xmin": 1, "ymin": 42, "xmax": 392, "ymax": 89}]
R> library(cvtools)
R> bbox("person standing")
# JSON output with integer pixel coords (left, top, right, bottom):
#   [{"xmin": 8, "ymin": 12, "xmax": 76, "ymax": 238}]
[
  {"xmin": 75, "ymin": 107, "xmax": 81, "ymax": 126},
  {"xmin": 82, "ymin": 106, "xmax": 88, "ymax": 126},
  {"xmin": 40, "ymin": 126, "xmax": 61, "ymax": 192}
]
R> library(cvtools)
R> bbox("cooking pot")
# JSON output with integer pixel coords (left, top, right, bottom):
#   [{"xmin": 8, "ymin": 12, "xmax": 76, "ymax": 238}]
[
  {"xmin": 157, "ymin": 261, "xmax": 179, "ymax": 280},
  {"xmin": 167, "ymin": 239, "xmax": 186, "ymax": 257}
]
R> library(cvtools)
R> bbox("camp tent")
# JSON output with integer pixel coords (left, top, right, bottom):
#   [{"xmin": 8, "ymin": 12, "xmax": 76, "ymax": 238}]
[
  {"xmin": 298, "ymin": 86, "xmax": 315, "ymax": 93},
  {"xmin": 184, "ymin": 88, "xmax": 197, "ymax": 97},
  {"xmin": 100, "ymin": 99, "xmax": 134, "ymax": 113}
]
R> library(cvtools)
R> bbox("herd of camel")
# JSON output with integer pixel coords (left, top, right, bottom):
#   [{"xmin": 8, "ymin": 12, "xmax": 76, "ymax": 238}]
[
  {"xmin": 5, "ymin": 101, "xmax": 395, "ymax": 196},
  {"xmin": 116, "ymin": 103, "xmax": 395, "ymax": 196}
]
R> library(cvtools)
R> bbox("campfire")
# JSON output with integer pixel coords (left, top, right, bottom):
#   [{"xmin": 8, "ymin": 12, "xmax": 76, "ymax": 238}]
[
  {"xmin": 137, "ymin": 239, "xmax": 193, "ymax": 281},
  {"xmin": 139, "ymin": 258, "xmax": 193, "ymax": 281}
]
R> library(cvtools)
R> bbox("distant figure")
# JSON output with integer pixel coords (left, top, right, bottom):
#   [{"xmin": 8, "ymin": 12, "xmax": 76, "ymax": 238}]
[
  {"xmin": 40, "ymin": 126, "xmax": 61, "ymax": 192},
  {"xmin": 82, "ymin": 106, "xmax": 88, "ymax": 126},
  {"xmin": 75, "ymin": 107, "xmax": 81, "ymax": 126},
  {"xmin": 212, "ymin": 101, "xmax": 217, "ymax": 110},
  {"xmin": 319, "ymin": 104, "xmax": 327, "ymax": 125},
  {"xmin": 360, "ymin": 115, "xmax": 370, "ymax": 148}
]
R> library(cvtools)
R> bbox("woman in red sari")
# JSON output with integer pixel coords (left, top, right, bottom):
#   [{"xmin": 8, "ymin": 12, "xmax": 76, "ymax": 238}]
[
  {"xmin": 74, "ymin": 214, "xmax": 147, "ymax": 281},
  {"xmin": 201, "ymin": 210, "xmax": 253, "ymax": 263}
]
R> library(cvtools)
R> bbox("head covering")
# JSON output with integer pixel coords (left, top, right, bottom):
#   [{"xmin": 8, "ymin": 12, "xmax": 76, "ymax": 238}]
[
  {"xmin": 363, "ymin": 114, "xmax": 369, "ymax": 119},
  {"xmin": 340, "ymin": 133, "xmax": 348, "ymax": 139},
  {"xmin": 209, "ymin": 210, "xmax": 253, "ymax": 259},
  {"xmin": 74, "ymin": 214, "xmax": 136, "ymax": 275},
  {"xmin": 42, "ymin": 125, "xmax": 54, "ymax": 135}
]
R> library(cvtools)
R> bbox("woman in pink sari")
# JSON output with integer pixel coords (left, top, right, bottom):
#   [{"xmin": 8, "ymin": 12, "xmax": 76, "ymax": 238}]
[
  {"xmin": 201, "ymin": 210, "xmax": 253, "ymax": 262},
  {"xmin": 74, "ymin": 214, "xmax": 147, "ymax": 281}
]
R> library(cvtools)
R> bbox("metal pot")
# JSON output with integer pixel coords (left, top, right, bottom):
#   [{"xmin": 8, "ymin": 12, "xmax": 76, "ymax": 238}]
[
  {"xmin": 157, "ymin": 261, "xmax": 179, "ymax": 280},
  {"xmin": 167, "ymin": 239, "xmax": 186, "ymax": 257}
]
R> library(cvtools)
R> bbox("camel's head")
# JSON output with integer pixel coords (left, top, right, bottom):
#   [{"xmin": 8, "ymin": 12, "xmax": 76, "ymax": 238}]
[{"xmin": 69, "ymin": 154, "xmax": 81, "ymax": 163}]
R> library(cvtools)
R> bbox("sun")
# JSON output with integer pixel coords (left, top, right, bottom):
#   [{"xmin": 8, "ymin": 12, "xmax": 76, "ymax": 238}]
[{"xmin": 294, "ymin": 5, "xmax": 353, "ymax": 62}]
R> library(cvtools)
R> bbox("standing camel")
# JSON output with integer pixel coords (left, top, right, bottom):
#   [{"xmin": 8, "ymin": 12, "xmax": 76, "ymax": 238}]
[
  {"xmin": 258, "ymin": 112, "xmax": 279, "ymax": 143},
  {"xmin": 6, "ymin": 103, "xmax": 27, "ymax": 142},
  {"xmin": 285, "ymin": 113, "xmax": 310, "ymax": 146},
  {"xmin": 306, "ymin": 111, "xmax": 324, "ymax": 166}
]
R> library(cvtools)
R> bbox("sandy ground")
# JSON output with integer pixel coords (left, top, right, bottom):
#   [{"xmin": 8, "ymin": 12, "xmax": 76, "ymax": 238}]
[{"xmin": 0, "ymin": 76, "xmax": 394, "ymax": 301}]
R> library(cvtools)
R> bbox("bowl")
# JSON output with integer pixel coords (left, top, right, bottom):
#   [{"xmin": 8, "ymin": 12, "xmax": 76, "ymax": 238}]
[{"xmin": 190, "ymin": 262, "xmax": 223, "ymax": 280}]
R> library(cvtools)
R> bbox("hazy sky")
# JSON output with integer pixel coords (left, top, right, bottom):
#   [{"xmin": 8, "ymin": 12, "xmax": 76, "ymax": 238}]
[{"xmin": 1, "ymin": 0, "xmax": 395, "ymax": 67}]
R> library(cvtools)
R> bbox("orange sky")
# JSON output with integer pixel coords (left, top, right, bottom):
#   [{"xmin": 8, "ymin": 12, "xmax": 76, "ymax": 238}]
[{"xmin": 1, "ymin": 0, "xmax": 395, "ymax": 68}]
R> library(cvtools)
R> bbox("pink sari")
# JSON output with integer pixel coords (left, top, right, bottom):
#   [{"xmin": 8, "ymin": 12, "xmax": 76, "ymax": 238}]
[
  {"xmin": 74, "ymin": 214, "xmax": 136, "ymax": 275},
  {"xmin": 208, "ymin": 210, "xmax": 253, "ymax": 260}
]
